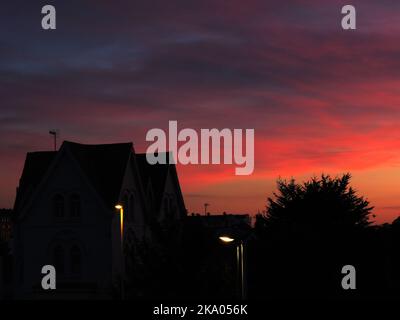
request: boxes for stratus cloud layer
[0,0,400,222]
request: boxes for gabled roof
[14,141,186,220]
[14,141,133,214]
[135,153,171,214]
[135,152,186,218]
[14,151,57,212]
[64,141,133,209]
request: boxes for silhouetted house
[13,141,185,299]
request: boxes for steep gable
[136,153,186,220]
[135,153,169,215]
[14,151,57,213]
[14,142,186,222]
[14,141,134,216]
[64,141,132,210]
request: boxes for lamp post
[204,203,210,215]
[115,204,125,299]
[115,204,124,246]
[219,235,245,300]
[49,130,58,151]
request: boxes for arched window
[53,245,65,275]
[53,194,64,218]
[70,194,81,218]
[70,245,82,275]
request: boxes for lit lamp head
[219,236,235,243]
[115,204,124,244]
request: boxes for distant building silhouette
[187,212,251,239]
[0,209,13,299]
[188,212,250,227]
[0,209,12,242]
[13,141,186,299]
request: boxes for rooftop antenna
[49,129,59,151]
[204,203,210,216]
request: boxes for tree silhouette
[250,174,375,298]
[263,173,373,231]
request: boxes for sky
[1,0,400,223]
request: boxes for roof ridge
[63,140,133,147]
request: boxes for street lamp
[115,204,124,245]
[219,235,245,300]
[219,236,234,243]
[115,204,125,299]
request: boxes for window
[70,245,82,275]
[53,245,65,275]
[70,194,81,218]
[53,194,64,218]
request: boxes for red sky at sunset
[1,0,400,223]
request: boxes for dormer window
[53,194,64,218]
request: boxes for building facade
[13,141,186,299]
